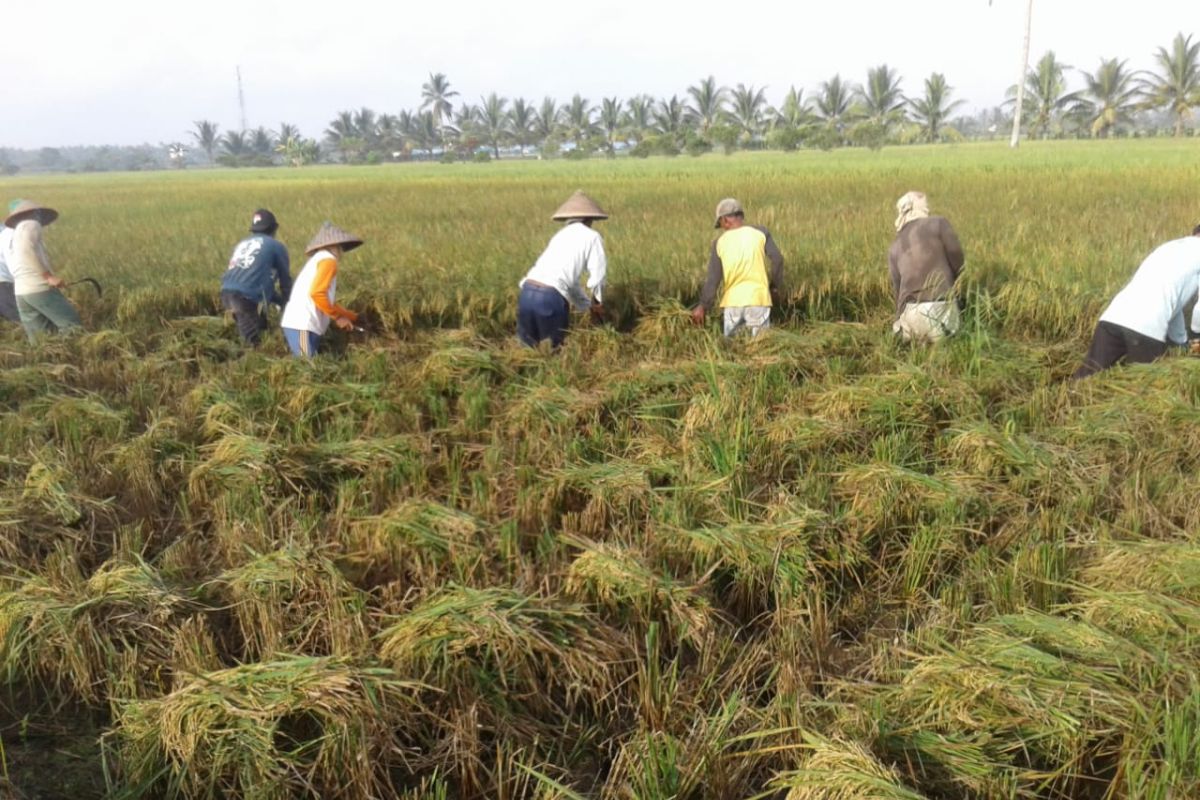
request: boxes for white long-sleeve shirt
[519,221,606,310]
[0,228,13,284]
[8,220,53,296]
[1100,236,1200,345]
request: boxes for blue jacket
[220,234,292,305]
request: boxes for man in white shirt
[1073,225,1200,379]
[0,224,20,322]
[4,199,82,340]
[517,190,608,348]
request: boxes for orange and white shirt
[280,249,358,335]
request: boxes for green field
[2,139,1200,798]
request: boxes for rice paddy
[1,139,1200,797]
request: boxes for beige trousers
[893,301,960,343]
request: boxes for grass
[0,138,1199,796]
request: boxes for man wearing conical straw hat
[517,190,608,348]
[691,198,784,338]
[889,191,964,343]
[279,221,362,357]
[4,199,82,341]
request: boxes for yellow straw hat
[305,221,364,255]
[5,199,59,229]
[552,190,609,221]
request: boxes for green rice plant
[214,545,368,659]
[565,541,712,647]
[377,585,626,720]
[346,499,488,585]
[111,656,423,799]
[20,455,85,526]
[765,732,928,800]
[0,552,193,704]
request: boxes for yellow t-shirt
[716,226,772,308]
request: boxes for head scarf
[894,191,930,232]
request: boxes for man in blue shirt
[220,209,292,345]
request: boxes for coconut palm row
[188,33,1200,165]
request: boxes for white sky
[3,0,1193,148]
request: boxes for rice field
[1,139,1200,798]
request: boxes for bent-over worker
[691,198,784,337]
[889,191,964,343]
[1073,225,1200,380]
[220,208,292,346]
[517,190,608,348]
[4,199,82,341]
[279,221,362,358]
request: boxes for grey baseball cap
[714,198,743,228]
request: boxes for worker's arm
[1167,309,1187,346]
[764,230,785,295]
[273,245,293,306]
[698,242,724,311]
[309,258,358,322]
[584,237,607,305]
[941,219,966,279]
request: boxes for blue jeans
[517,283,570,348]
[16,288,83,341]
[283,327,322,357]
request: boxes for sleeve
[1167,310,1187,345]
[584,237,607,304]
[309,258,358,322]
[699,240,724,311]
[763,229,785,294]
[888,244,901,297]
[941,219,965,279]
[274,244,293,306]
[1190,284,1200,338]
[26,224,53,276]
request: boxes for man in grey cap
[691,198,784,337]
[220,209,292,346]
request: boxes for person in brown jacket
[888,191,965,342]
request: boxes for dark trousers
[517,283,570,348]
[0,282,19,323]
[1073,320,1168,380]
[221,290,268,345]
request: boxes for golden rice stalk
[770,733,928,800]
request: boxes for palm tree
[534,97,560,142]
[686,76,728,134]
[509,98,536,153]
[352,107,379,148]
[562,94,597,144]
[625,95,655,143]
[411,111,440,157]
[1143,32,1200,136]
[191,120,220,163]
[420,72,459,146]
[858,64,906,126]
[599,97,624,155]
[324,111,365,162]
[1072,58,1143,137]
[653,95,687,142]
[219,130,248,158]
[728,84,769,142]
[478,93,510,158]
[908,73,966,142]
[773,86,814,129]
[994,0,1035,147]
[249,126,274,156]
[1012,51,1080,139]
[274,123,301,147]
[815,75,855,129]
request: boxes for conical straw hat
[305,221,364,255]
[5,199,58,229]
[552,190,608,221]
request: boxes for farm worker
[691,198,784,337]
[517,190,608,348]
[1072,224,1200,380]
[889,191,965,343]
[4,199,82,341]
[279,221,362,357]
[220,208,292,346]
[0,221,20,323]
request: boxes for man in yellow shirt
[691,198,784,337]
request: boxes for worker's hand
[334,316,355,331]
[46,274,64,289]
[690,306,706,326]
[1189,339,1200,356]
[589,303,605,323]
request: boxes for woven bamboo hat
[552,190,608,221]
[305,221,364,255]
[5,199,58,229]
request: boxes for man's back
[1101,236,1200,342]
[221,234,291,304]
[715,226,772,308]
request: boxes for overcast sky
[3,0,1193,149]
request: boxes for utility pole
[1009,0,1033,148]
[236,66,248,132]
